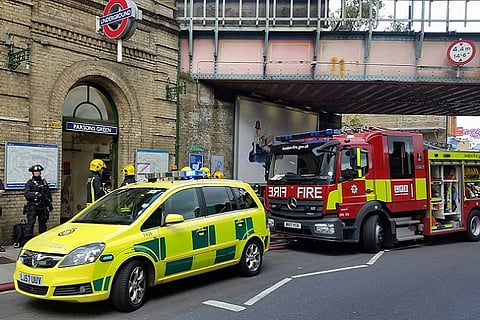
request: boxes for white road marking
[203,300,246,312]
[244,277,292,306]
[366,250,384,265]
[291,264,368,279]
[204,252,385,311]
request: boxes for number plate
[284,221,301,229]
[19,272,43,286]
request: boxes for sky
[329,0,480,32]
[457,116,480,130]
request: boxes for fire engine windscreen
[268,142,338,184]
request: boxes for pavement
[0,245,21,292]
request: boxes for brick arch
[48,59,142,162]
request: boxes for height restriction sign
[447,39,476,66]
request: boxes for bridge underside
[204,79,480,116]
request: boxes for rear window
[231,187,258,209]
[203,186,235,215]
[202,186,258,215]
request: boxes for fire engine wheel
[466,210,480,242]
[238,239,263,277]
[361,215,383,254]
[111,260,148,312]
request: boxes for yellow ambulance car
[14,177,270,312]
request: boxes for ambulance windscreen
[74,188,167,225]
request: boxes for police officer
[120,164,137,187]
[23,164,53,242]
[87,159,106,206]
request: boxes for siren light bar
[276,129,341,142]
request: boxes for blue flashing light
[276,129,341,142]
[181,170,204,179]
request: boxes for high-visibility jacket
[86,171,105,205]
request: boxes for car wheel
[111,260,148,312]
[238,239,263,276]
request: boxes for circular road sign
[447,39,476,66]
[101,0,138,40]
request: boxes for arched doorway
[61,83,118,222]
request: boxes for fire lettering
[268,186,287,198]
[297,186,322,199]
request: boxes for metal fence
[176,0,480,33]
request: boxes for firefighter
[87,159,106,206]
[200,166,211,178]
[121,164,137,187]
[213,171,224,179]
[180,166,193,180]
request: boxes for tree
[387,17,409,32]
[340,0,384,31]
[342,116,363,128]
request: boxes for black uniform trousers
[24,203,48,240]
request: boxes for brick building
[0,0,182,243]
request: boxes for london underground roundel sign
[447,39,476,66]
[98,0,142,40]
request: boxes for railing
[176,0,480,33]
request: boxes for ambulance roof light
[180,170,204,180]
[145,170,205,181]
[276,129,341,142]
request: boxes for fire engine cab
[265,128,480,253]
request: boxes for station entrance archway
[61,83,118,221]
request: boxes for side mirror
[164,213,184,225]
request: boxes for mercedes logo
[287,197,298,210]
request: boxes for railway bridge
[176,0,480,117]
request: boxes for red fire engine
[265,129,480,253]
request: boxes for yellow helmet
[213,171,224,179]
[181,166,192,172]
[90,159,106,172]
[200,166,211,178]
[122,164,135,175]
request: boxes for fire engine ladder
[393,217,424,242]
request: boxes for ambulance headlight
[59,243,106,268]
[314,223,335,234]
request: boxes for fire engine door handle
[366,188,374,194]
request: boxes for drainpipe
[175,48,181,168]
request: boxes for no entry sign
[96,0,142,40]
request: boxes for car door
[158,187,211,278]
[200,186,240,265]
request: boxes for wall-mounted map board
[5,141,59,189]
